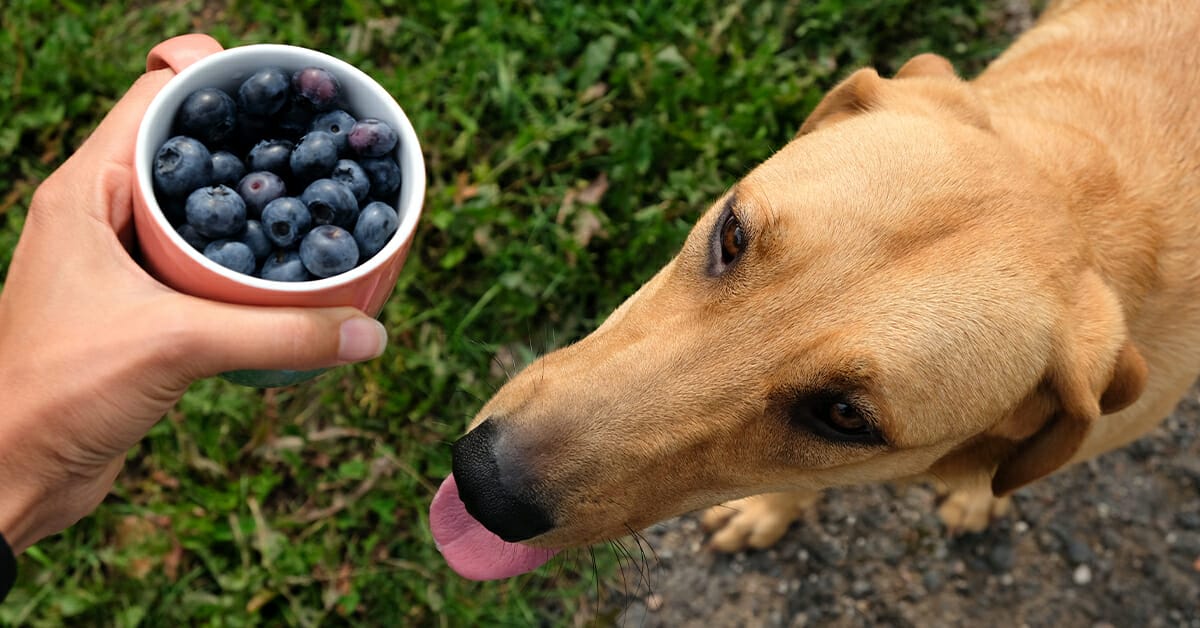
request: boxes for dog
[429,0,1200,580]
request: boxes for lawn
[0,0,1019,625]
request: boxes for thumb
[169,301,389,378]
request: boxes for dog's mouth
[429,474,559,580]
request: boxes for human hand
[0,45,388,553]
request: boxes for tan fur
[464,0,1200,551]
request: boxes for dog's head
[430,55,1148,579]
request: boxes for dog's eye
[785,393,885,446]
[720,213,745,265]
[826,401,870,435]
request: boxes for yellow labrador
[430,0,1200,579]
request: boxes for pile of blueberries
[152,66,403,281]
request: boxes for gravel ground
[606,383,1200,627]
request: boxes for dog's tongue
[430,474,558,580]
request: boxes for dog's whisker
[618,527,655,600]
[611,538,643,596]
[607,541,633,599]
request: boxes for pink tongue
[430,474,558,580]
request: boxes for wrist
[0,462,46,554]
[0,381,52,554]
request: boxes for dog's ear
[990,273,1148,496]
[797,68,886,137]
[894,53,958,80]
[798,54,990,137]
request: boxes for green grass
[0,0,1019,624]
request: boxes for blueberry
[292,67,341,112]
[153,136,212,198]
[261,196,312,248]
[176,223,209,251]
[331,159,370,202]
[300,178,359,228]
[311,110,357,155]
[260,250,310,282]
[290,131,339,183]
[185,185,247,239]
[237,67,290,117]
[353,201,400,259]
[203,240,256,275]
[210,151,246,187]
[348,118,398,157]
[359,156,402,202]
[239,220,272,260]
[299,225,359,278]
[236,171,287,219]
[175,87,237,146]
[246,139,294,178]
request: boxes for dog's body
[431,0,1200,576]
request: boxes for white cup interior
[134,44,425,293]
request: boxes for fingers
[166,301,389,378]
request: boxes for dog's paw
[936,487,1012,534]
[699,491,819,553]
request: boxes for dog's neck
[970,1,1200,332]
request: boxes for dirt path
[607,384,1200,627]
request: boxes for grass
[0,0,1020,624]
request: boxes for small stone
[989,545,1016,572]
[1073,564,1093,585]
[1066,538,1095,565]
[850,579,873,598]
[923,571,943,593]
[1175,511,1200,530]
[646,593,663,612]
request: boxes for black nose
[451,419,555,542]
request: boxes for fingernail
[338,318,387,362]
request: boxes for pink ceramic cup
[133,35,426,386]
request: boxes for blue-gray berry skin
[236,171,287,219]
[239,220,272,260]
[290,131,339,183]
[301,178,359,229]
[348,118,398,157]
[311,110,356,155]
[331,159,370,202]
[210,151,246,187]
[358,156,402,202]
[299,225,359,278]
[261,197,312,249]
[260,250,311,282]
[175,87,238,146]
[353,201,400,259]
[176,223,209,251]
[203,240,256,275]
[237,67,290,117]
[154,136,213,199]
[246,139,294,178]
[185,185,247,239]
[292,67,341,112]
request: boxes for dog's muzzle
[451,418,555,542]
